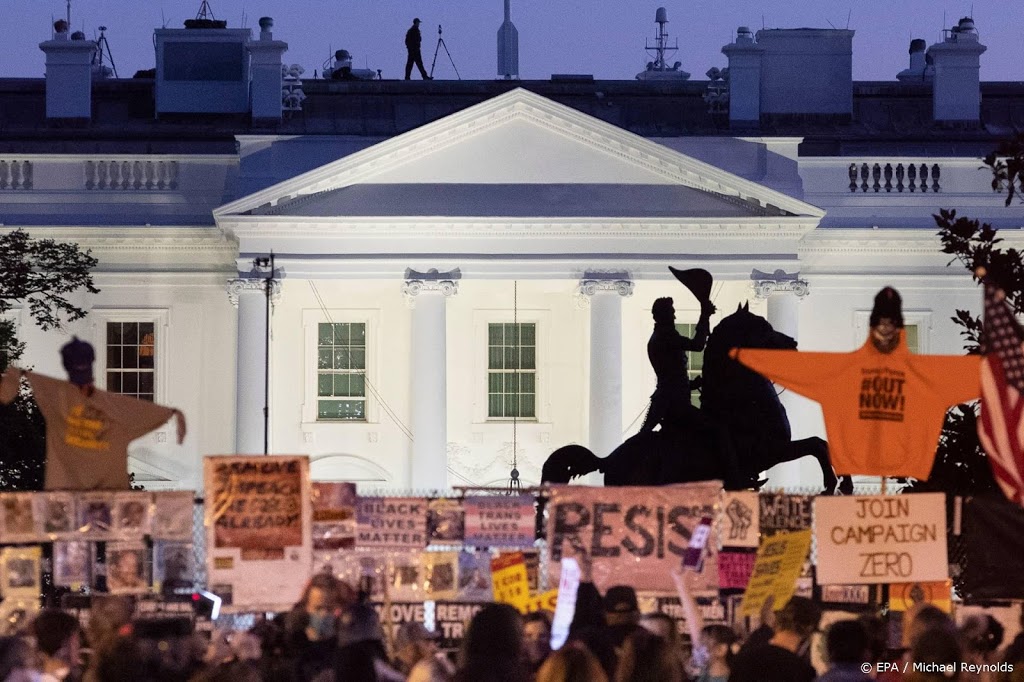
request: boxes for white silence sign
[814,493,948,585]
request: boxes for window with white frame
[317,322,367,421]
[105,321,156,401]
[674,322,705,407]
[487,322,536,419]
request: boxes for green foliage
[0,229,98,491]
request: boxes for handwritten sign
[814,494,947,585]
[208,457,304,556]
[356,497,427,549]
[718,550,757,590]
[546,482,721,592]
[463,496,535,548]
[204,456,312,609]
[760,493,813,536]
[740,529,812,616]
[491,552,530,609]
[721,491,759,548]
[889,580,952,613]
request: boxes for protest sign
[456,550,493,601]
[463,495,536,548]
[820,584,873,606]
[760,493,813,535]
[889,580,952,613]
[740,529,812,616]
[551,558,581,650]
[434,602,486,649]
[521,590,559,614]
[423,551,459,601]
[491,551,531,609]
[654,595,729,634]
[546,482,721,592]
[815,494,947,585]
[311,482,356,550]
[427,498,466,545]
[204,456,312,609]
[721,491,759,548]
[718,550,756,590]
[356,497,427,550]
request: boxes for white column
[754,272,812,490]
[403,272,459,491]
[580,275,634,483]
[228,278,279,454]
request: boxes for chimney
[497,0,519,80]
[247,17,289,123]
[39,20,97,120]
[897,39,932,82]
[722,26,764,125]
[928,17,986,123]
[755,28,853,118]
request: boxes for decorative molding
[227,277,281,306]
[401,267,460,303]
[751,269,809,299]
[575,271,633,308]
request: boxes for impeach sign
[208,457,304,554]
[814,494,948,585]
[546,482,721,592]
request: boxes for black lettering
[623,505,654,557]
[552,503,590,562]
[591,503,620,558]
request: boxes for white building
[2,19,1021,492]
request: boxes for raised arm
[672,567,704,646]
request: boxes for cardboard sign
[204,456,312,609]
[740,529,812,616]
[889,580,952,613]
[718,550,757,590]
[546,482,721,592]
[463,495,536,548]
[814,494,948,585]
[521,590,559,615]
[491,552,530,609]
[760,493,813,536]
[356,497,427,549]
[721,491,759,548]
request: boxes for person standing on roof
[405,18,432,80]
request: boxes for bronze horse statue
[541,303,851,493]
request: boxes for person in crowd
[564,550,618,679]
[877,604,958,682]
[672,568,735,682]
[857,613,888,676]
[729,596,822,682]
[32,609,82,682]
[393,622,453,682]
[535,644,608,682]
[284,574,348,680]
[454,603,529,682]
[82,595,135,682]
[903,625,962,682]
[1000,609,1024,681]
[960,615,1005,682]
[614,627,684,682]
[0,637,37,682]
[334,599,403,682]
[816,619,872,682]
[604,586,643,648]
[522,611,553,676]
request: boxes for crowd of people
[0,558,1022,682]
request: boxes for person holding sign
[731,288,980,480]
[672,568,739,682]
[0,337,186,490]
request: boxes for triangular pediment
[216,88,823,220]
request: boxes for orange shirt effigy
[730,333,980,479]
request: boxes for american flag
[978,281,1024,505]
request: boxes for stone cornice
[227,277,282,307]
[401,268,461,299]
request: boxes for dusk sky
[6,0,1023,82]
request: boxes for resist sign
[814,494,947,585]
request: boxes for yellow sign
[889,580,952,613]
[520,589,559,615]
[491,552,530,609]
[740,529,812,616]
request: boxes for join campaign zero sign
[814,494,948,585]
[546,482,720,592]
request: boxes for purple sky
[7,0,1023,81]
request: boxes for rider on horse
[640,296,716,433]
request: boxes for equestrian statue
[541,267,850,493]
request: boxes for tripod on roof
[429,25,461,80]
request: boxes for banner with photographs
[1,493,38,544]
[105,541,149,594]
[152,491,194,541]
[427,498,465,546]
[53,541,91,588]
[35,493,76,539]
[463,495,536,549]
[312,482,356,551]
[546,482,721,593]
[1,546,42,597]
[204,455,313,609]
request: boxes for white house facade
[3,20,1022,493]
